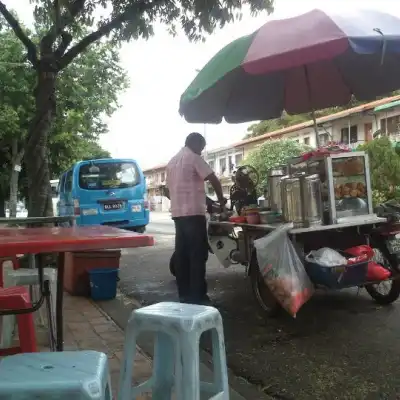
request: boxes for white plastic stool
[0,350,112,399]
[118,302,229,400]
[0,268,57,349]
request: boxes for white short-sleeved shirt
[166,147,213,218]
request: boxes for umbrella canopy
[179,9,400,124]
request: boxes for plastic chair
[118,302,229,400]
[0,350,112,399]
[0,286,37,356]
[0,268,57,350]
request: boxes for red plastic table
[0,225,154,351]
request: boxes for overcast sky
[4,0,399,169]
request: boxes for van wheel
[134,226,146,233]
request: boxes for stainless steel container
[281,173,323,228]
[268,166,288,213]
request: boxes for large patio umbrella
[179,9,400,129]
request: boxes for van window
[78,162,139,190]
[65,170,73,193]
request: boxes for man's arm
[159,185,170,200]
[193,155,225,205]
[206,173,225,206]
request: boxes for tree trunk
[9,139,24,218]
[25,69,56,217]
[0,195,5,218]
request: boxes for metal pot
[281,173,323,228]
[267,165,288,213]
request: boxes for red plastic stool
[0,287,37,356]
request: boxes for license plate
[104,202,123,211]
[387,238,400,254]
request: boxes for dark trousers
[173,215,208,303]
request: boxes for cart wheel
[249,252,281,317]
[365,246,400,305]
[365,279,400,305]
[169,252,176,277]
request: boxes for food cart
[208,147,400,316]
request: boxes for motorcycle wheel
[365,279,400,305]
[169,252,176,277]
[365,244,400,305]
[249,251,281,317]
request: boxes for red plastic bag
[345,245,390,281]
[345,245,374,259]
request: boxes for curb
[96,289,274,400]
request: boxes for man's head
[185,132,206,155]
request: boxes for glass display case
[325,151,373,224]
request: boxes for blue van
[57,158,149,232]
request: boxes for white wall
[206,148,244,177]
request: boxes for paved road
[119,212,400,399]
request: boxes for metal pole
[203,123,207,158]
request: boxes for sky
[4,0,400,169]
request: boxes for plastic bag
[305,247,347,267]
[254,225,314,317]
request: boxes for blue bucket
[89,268,119,301]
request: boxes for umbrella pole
[312,110,320,148]
[304,66,320,148]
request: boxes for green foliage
[29,0,274,46]
[244,139,310,194]
[0,20,125,197]
[358,137,400,203]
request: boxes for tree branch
[0,1,38,68]
[54,31,73,58]
[59,0,163,70]
[42,0,86,49]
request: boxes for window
[79,162,139,190]
[380,115,400,135]
[65,170,73,193]
[304,137,310,145]
[208,160,215,171]
[161,172,165,182]
[219,158,226,174]
[235,153,243,166]
[341,125,358,143]
[319,133,329,146]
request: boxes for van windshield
[79,162,140,190]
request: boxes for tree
[244,139,309,194]
[0,20,126,215]
[358,137,400,204]
[0,0,273,216]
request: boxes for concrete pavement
[110,212,400,399]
